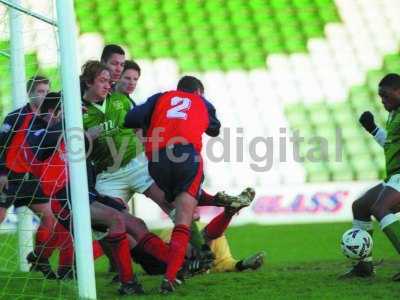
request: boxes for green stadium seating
[0,0,390,183]
[75,0,339,70]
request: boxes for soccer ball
[341,229,373,260]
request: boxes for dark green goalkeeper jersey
[82,92,143,174]
[384,109,400,179]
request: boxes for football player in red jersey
[0,76,50,223]
[0,76,74,279]
[124,75,255,293]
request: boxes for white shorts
[384,174,400,192]
[95,152,154,202]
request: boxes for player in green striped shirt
[81,60,171,213]
[343,73,400,280]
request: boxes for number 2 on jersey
[166,97,191,120]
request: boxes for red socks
[165,224,191,281]
[204,211,233,240]
[106,233,133,284]
[34,224,53,258]
[35,221,72,260]
[92,240,104,260]
[137,232,169,264]
[57,223,74,268]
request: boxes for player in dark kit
[124,75,255,293]
[25,92,171,295]
[0,76,50,221]
[0,76,72,279]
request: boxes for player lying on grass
[124,75,255,293]
[130,207,265,276]
[24,92,172,295]
[343,73,400,280]
[0,76,72,280]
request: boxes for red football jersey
[23,140,67,197]
[5,112,33,174]
[145,91,209,154]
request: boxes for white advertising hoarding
[134,181,378,229]
[0,181,380,232]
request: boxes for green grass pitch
[0,222,399,299]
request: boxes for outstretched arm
[359,111,386,147]
[124,93,162,130]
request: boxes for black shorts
[50,193,126,233]
[95,194,127,211]
[54,186,126,211]
[0,174,48,209]
[148,144,204,203]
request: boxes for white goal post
[0,0,97,299]
[8,0,33,274]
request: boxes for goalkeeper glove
[359,111,377,134]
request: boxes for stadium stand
[1,0,400,184]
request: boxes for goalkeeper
[342,73,400,281]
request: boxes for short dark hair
[101,44,125,63]
[379,73,400,89]
[40,92,62,114]
[122,60,141,76]
[177,76,204,94]
[26,75,49,94]
[80,60,110,89]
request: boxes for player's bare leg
[371,187,400,281]
[90,201,144,295]
[160,192,197,294]
[353,184,384,232]
[371,187,400,221]
[143,183,174,214]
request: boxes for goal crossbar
[0,0,57,26]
